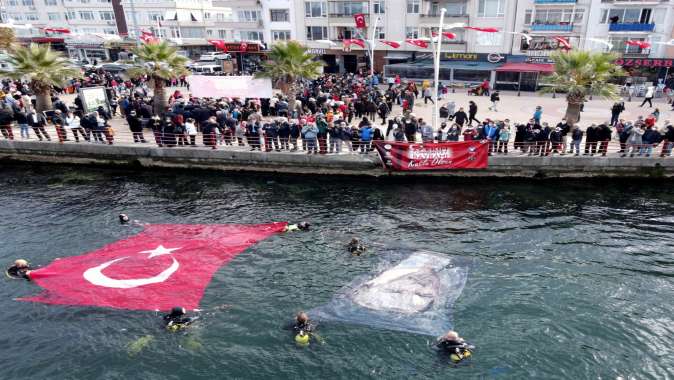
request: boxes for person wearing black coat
[661,124,674,157]
[162,117,177,147]
[596,123,612,156]
[52,110,67,143]
[468,101,480,126]
[126,111,146,143]
[26,110,50,141]
[453,108,468,127]
[263,122,279,151]
[377,102,389,125]
[403,117,418,143]
[149,116,163,146]
[201,117,218,149]
[610,101,625,126]
[278,121,291,151]
[289,122,300,151]
[584,124,598,156]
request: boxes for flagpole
[432,8,446,130]
[369,16,379,80]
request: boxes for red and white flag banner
[374,141,489,171]
[405,39,429,48]
[379,40,401,48]
[353,13,367,29]
[21,223,287,311]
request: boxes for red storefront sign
[373,141,489,171]
[614,58,674,68]
[223,42,260,52]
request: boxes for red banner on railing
[373,141,489,171]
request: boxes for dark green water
[1,166,672,379]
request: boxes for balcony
[534,0,576,3]
[530,23,574,32]
[608,23,655,32]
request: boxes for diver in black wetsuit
[119,214,130,224]
[292,311,315,334]
[347,238,366,255]
[163,307,197,331]
[284,222,310,232]
[436,331,473,361]
[6,259,32,280]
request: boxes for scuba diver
[284,222,310,232]
[346,238,366,256]
[119,213,130,224]
[436,330,474,363]
[6,259,32,280]
[290,311,317,346]
[163,306,198,332]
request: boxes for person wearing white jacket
[65,111,85,142]
[185,118,198,146]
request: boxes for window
[533,8,583,24]
[445,2,466,15]
[406,0,419,14]
[602,8,651,24]
[305,1,327,17]
[103,28,116,34]
[65,11,76,20]
[8,13,24,21]
[270,9,289,22]
[329,1,368,16]
[375,26,385,39]
[373,0,384,14]
[272,30,291,41]
[478,0,504,17]
[218,29,227,38]
[476,32,503,46]
[241,31,263,41]
[47,12,60,20]
[204,12,211,20]
[99,11,115,21]
[524,9,532,25]
[180,27,203,38]
[573,9,584,23]
[237,10,261,22]
[405,27,419,38]
[44,0,56,5]
[25,13,38,20]
[79,11,94,20]
[148,12,163,21]
[206,29,213,37]
[7,0,17,6]
[21,0,34,6]
[306,26,327,40]
[170,27,181,38]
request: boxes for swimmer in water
[436,330,473,362]
[284,222,310,232]
[163,306,198,331]
[293,311,315,334]
[346,238,366,255]
[6,259,32,280]
[119,213,130,224]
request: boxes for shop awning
[441,60,504,71]
[496,62,555,73]
[384,53,412,60]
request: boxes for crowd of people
[2,71,674,158]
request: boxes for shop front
[308,48,368,74]
[213,42,267,74]
[613,57,674,85]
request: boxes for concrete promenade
[1,139,673,178]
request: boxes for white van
[191,64,223,74]
[198,52,232,62]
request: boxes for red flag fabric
[379,40,401,48]
[208,39,227,52]
[21,223,287,311]
[140,31,159,44]
[626,40,651,49]
[464,26,499,33]
[405,39,429,48]
[374,141,489,170]
[554,36,571,50]
[44,28,71,34]
[432,32,457,39]
[353,13,367,29]
[344,38,365,48]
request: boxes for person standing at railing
[661,123,674,157]
[569,126,583,156]
[185,118,197,146]
[202,116,218,150]
[65,111,86,143]
[126,111,146,143]
[624,125,644,157]
[584,124,598,156]
[596,122,612,157]
[52,110,67,143]
[641,126,662,157]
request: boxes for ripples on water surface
[0,165,672,379]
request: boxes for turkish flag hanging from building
[21,223,287,311]
[353,13,367,29]
[374,141,489,170]
[405,39,429,48]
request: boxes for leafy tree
[540,50,624,124]
[128,41,189,116]
[0,27,15,50]
[1,43,80,112]
[254,41,323,110]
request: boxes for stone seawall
[1,140,673,178]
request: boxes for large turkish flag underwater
[21,223,287,311]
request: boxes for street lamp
[432,8,446,130]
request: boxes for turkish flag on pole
[554,36,572,50]
[464,26,499,33]
[354,13,367,29]
[21,223,287,311]
[406,39,429,48]
[380,40,401,48]
[344,38,366,48]
[208,39,228,52]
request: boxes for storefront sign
[526,56,555,64]
[223,42,261,52]
[614,58,674,68]
[441,53,506,63]
[521,36,576,51]
[307,48,327,55]
[373,141,488,171]
[80,87,109,114]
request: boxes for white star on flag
[140,245,182,258]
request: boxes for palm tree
[0,27,15,50]
[1,43,80,112]
[128,41,189,116]
[254,41,323,108]
[540,50,624,124]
